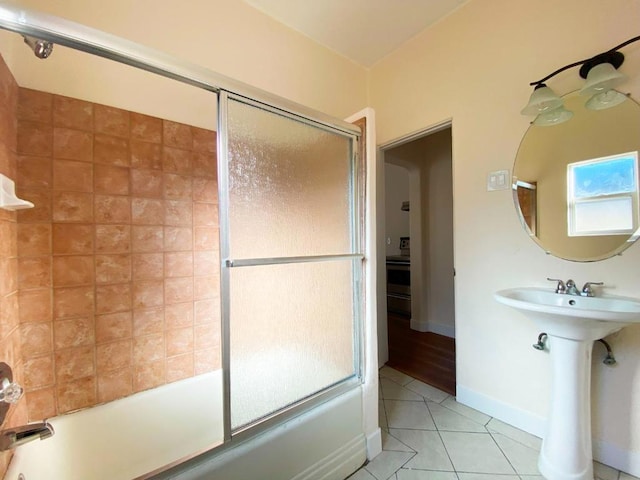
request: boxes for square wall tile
[95,254,131,284]
[97,368,133,403]
[165,302,193,329]
[17,121,52,156]
[130,140,161,170]
[133,308,164,337]
[94,105,129,138]
[96,283,132,314]
[52,255,94,287]
[132,225,164,253]
[94,134,129,166]
[94,164,130,195]
[53,159,93,192]
[18,89,52,123]
[18,256,51,289]
[192,127,216,153]
[96,339,132,373]
[95,311,133,344]
[18,156,52,188]
[53,316,95,350]
[163,120,192,149]
[94,194,131,224]
[52,223,94,255]
[55,346,95,383]
[164,252,193,278]
[25,387,56,421]
[53,95,93,130]
[20,322,52,357]
[132,253,164,280]
[130,113,161,143]
[131,169,163,198]
[166,353,194,382]
[163,146,191,175]
[52,191,93,223]
[53,286,94,319]
[57,376,96,413]
[17,188,52,223]
[53,127,92,162]
[95,224,130,254]
[18,223,51,256]
[18,288,52,323]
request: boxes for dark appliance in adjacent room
[386,237,410,316]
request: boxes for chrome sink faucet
[565,279,580,296]
[581,281,604,297]
[0,421,54,451]
[547,278,603,297]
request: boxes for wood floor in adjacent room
[386,312,456,395]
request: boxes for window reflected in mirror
[567,151,638,237]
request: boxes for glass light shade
[521,85,563,115]
[585,89,628,110]
[580,63,627,96]
[533,105,573,126]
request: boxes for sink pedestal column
[538,335,594,480]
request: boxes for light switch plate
[487,169,510,191]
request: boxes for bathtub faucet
[0,421,54,450]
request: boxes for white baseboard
[594,438,640,478]
[427,321,455,338]
[366,427,382,460]
[456,384,546,438]
[409,318,455,338]
[290,435,366,480]
[457,384,640,478]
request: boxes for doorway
[380,123,456,395]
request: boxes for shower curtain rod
[0,2,361,137]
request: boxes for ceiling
[243,0,469,67]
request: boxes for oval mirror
[513,90,640,261]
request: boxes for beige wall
[384,163,410,256]
[370,0,640,467]
[0,0,368,129]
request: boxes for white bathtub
[6,371,368,480]
[6,371,224,480]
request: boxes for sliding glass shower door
[218,92,363,432]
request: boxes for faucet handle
[0,378,23,404]
[547,277,566,293]
[582,281,604,297]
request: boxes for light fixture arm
[529,34,640,87]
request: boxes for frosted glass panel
[229,260,356,429]
[227,98,353,259]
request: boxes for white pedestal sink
[494,287,640,480]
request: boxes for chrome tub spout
[0,422,54,450]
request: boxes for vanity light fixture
[522,35,640,124]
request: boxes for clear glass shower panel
[227,98,353,259]
[229,260,356,430]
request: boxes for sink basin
[495,287,640,480]
[494,287,640,340]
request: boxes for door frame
[377,119,454,366]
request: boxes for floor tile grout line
[384,426,418,454]
[487,430,521,476]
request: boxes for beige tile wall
[0,54,28,477]
[16,88,221,421]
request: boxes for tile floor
[348,366,639,480]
